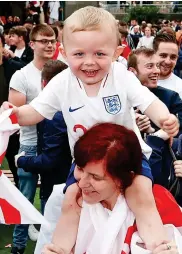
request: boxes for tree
[127,5,160,23]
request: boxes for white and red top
[31,62,156,157]
[75,185,182,254]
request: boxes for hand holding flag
[0,109,49,226]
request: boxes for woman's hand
[152,241,178,254]
[41,243,65,254]
[174,160,182,178]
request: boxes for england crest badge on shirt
[103,95,121,115]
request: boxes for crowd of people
[0,1,62,34]
[0,3,182,254]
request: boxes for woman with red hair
[43,123,182,254]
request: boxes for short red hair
[74,123,142,193]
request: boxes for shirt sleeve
[124,70,157,113]
[30,71,68,120]
[9,70,27,95]
[17,127,71,174]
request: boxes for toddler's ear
[112,45,126,62]
[59,45,67,60]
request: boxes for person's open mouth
[82,70,99,77]
[149,75,158,81]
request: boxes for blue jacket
[17,112,72,199]
[147,135,182,206]
[3,45,33,84]
[146,86,182,205]
[150,86,182,135]
[175,47,182,69]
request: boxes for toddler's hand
[15,151,25,167]
[162,114,179,137]
[174,160,182,178]
[0,101,18,115]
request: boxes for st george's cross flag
[0,109,49,225]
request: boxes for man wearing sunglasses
[8,24,56,254]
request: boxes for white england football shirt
[30,62,156,157]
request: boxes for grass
[0,159,41,254]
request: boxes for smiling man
[128,47,182,208]
[153,33,182,99]
[128,48,160,89]
[128,47,182,135]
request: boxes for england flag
[0,109,49,225]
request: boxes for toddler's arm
[1,102,44,126]
[125,175,169,251]
[144,99,179,137]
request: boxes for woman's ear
[115,179,122,191]
[112,45,126,62]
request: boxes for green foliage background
[124,6,160,23]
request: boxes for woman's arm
[51,183,81,254]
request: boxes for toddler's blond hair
[63,6,119,45]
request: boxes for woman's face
[145,27,151,37]
[74,161,120,210]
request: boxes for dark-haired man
[128,47,182,135]
[153,33,182,99]
[3,26,33,83]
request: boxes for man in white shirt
[48,1,60,24]
[9,24,56,254]
[154,33,182,99]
